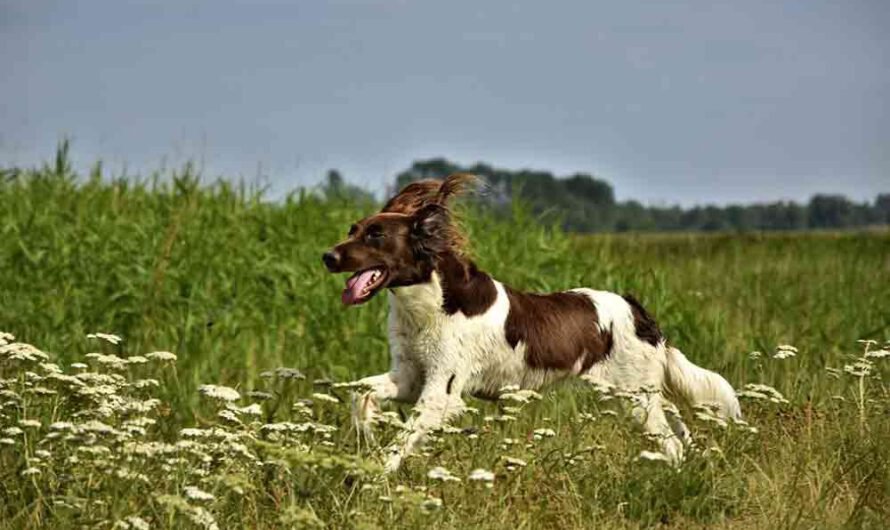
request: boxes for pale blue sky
[2,0,887,205]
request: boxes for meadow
[1,155,889,529]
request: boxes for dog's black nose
[322,250,341,272]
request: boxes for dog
[323,173,741,472]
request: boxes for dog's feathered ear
[383,173,479,214]
[411,203,453,256]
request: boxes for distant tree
[326,169,344,194]
[808,194,855,228]
[564,173,615,206]
[386,157,889,233]
[875,193,890,224]
[323,169,374,203]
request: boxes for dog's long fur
[324,174,741,471]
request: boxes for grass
[1,155,889,528]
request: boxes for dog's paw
[383,453,402,474]
[350,390,380,445]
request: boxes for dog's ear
[411,203,452,255]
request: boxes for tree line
[381,158,889,232]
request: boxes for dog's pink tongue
[342,270,377,305]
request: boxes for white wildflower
[3,427,24,436]
[126,355,149,365]
[694,410,728,428]
[0,438,15,445]
[187,506,219,530]
[19,419,41,429]
[532,428,556,439]
[773,345,798,359]
[21,467,41,477]
[39,362,63,374]
[748,351,763,360]
[85,353,128,369]
[70,362,88,370]
[638,450,671,463]
[844,360,873,378]
[438,425,463,435]
[199,384,241,402]
[184,486,215,502]
[499,389,543,403]
[502,456,527,470]
[35,449,51,459]
[133,378,160,389]
[87,332,122,345]
[0,332,14,345]
[865,349,890,359]
[248,391,274,401]
[80,420,116,434]
[1,342,49,362]
[115,516,150,530]
[737,383,788,404]
[578,412,597,422]
[702,446,724,458]
[227,403,262,416]
[274,367,305,379]
[427,466,461,482]
[145,351,177,362]
[420,497,443,512]
[49,421,75,431]
[218,409,241,424]
[332,380,372,390]
[468,468,495,484]
[311,392,340,404]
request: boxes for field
[2,159,890,529]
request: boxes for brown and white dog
[323,174,740,472]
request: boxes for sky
[1,0,888,206]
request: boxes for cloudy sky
[2,0,887,205]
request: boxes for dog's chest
[387,279,454,367]
[387,275,518,374]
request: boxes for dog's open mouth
[342,267,388,305]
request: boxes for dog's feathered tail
[663,346,741,420]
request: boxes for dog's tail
[663,346,741,420]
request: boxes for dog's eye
[366,224,384,240]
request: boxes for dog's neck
[389,251,498,321]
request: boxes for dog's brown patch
[505,288,612,371]
[437,252,497,317]
[623,295,663,346]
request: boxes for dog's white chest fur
[387,273,557,398]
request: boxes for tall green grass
[1,156,889,528]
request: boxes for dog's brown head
[322,173,477,305]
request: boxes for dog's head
[322,173,476,305]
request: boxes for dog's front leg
[383,370,465,473]
[351,364,420,440]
